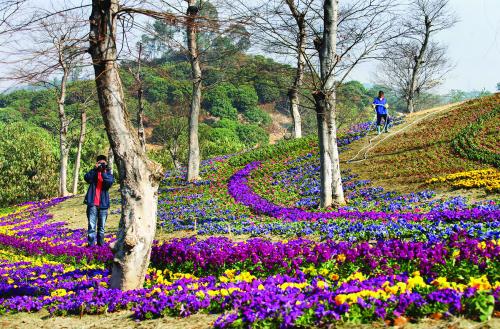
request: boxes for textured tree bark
[186,0,202,182]
[285,1,306,139]
[108,146,115,174]
[314,0,345,208]
[71,109,86,194]
[313,94,333,208]
[168,144,181,172]
[137,92,146,152]
[325,0,345,206]
[89,0,163,290]
[407,16,431,113]
[328,95,345,205]
[135,43,146,152]
[57,68,70,197]
[407,96,415,113]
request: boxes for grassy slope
[341,94,500,197]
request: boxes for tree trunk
[89,0,163,291]
[168,146,181,172]
[137,87,146,152]
[136,43,146,152]
[314,0,345,208]
[57,69,70,197]
[328,94,345,204]
[71,109,86,194]
[186,0,202,182]
[108,146,115,175]
[313,94,333,208]
[407,96,415,113]
[407,16,431,113]
[285,1,306,139]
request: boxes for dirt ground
[0,310,216,329]
[2,311,498,329]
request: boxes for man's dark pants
[87,205,108,246]
[376,113,390,130]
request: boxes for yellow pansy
[469,276,492,290]
[316,280,328,289]
[50,289,67,297]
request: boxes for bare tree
[283,0,309,138]
[72,107,86,194]
[239,0,315,139]
[0,0,26,36]
[306,0,400,208]
[237,0,401,207]
[381,0,456,113]
[9,14,87,196]
[87,0,243,289]
[312,0,340,207]
[151,115,189,171]
[89,0,163,290]
[186,0,202,181]
[130,0,245,182]
[129,43,147,152]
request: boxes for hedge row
[451,107,500,168]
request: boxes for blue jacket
[84,168,114,209]
[373,97,387,115]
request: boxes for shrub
[236,124,269,148]
[0,122,58,206]
[0,107,23,124]
[229,85,259,112]
[200,124,245,157]
[243,107,271,125]
[254,80,281,103]
[451,107,500,168]
[203,84,238,120]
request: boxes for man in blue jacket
[84,155,114,246]
[372,90,390,134]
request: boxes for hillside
[0,95,499,328]
[342,94,500,195]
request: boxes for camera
[98,162,107,170]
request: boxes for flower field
[343,94,500,192]
[1,97,500,327]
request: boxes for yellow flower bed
[426,169,500,193]
[0,249,104,273]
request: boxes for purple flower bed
[229,161,500,223]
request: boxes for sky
[349,0,500,93]
[1,0,499,94]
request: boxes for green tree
[236,124,269,147]
[203,84,238,120]
[242,107,271,125]
[230,85,259,112]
